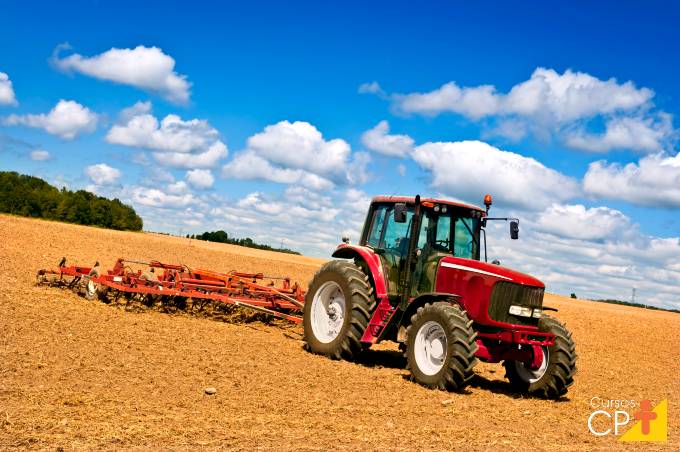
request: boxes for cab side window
[433,215,451,251]
[381,207,413,254]
[367,205,388,248]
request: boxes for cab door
[364,204,417,297]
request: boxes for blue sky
[1,1,679,308]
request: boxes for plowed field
[1,215,677,450]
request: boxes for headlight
[508,305,533,317]
[532,308,542,318]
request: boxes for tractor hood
[438,256,545,288]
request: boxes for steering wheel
[435,238,450,248]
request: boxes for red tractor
[303,194,576,399]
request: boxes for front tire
[405,302,478,391]
[303,260,373,360]
[504,315,577,399]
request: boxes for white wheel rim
[87,279,97,296]
[513,346,549,383]
[310,281,346,343]
[414,321,448,376]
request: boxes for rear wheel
[303,260,373,360]
[405,302,478,391]
[504,315,577,399]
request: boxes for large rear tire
[303,260,373,360]
[504,315,577,399]
[405,302,478,391]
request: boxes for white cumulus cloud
[502,68,653,122]
[205,187,371,257]
[166,180,189,194]
[29,149,51,161]
[0,72,17,105]
[85,163,121,185]
[222,120,366,189]
[361,120,414,157]
[106,102,228,169]
[247,120,351,180]
[392,68,653,122]
[564,114,673,153]
[52,45,191,104]
[412,140,580,210]
[107,101,217,152]
[154,141,228,169]
[534,204,633,241]
[130,186,197,208]
[583,152,680,207]
[395,82,501,119]
[3,100,97,139]
[358,81,386,96]
[371,67,671,153]
[185,169,214,189]
[222,150,334,190]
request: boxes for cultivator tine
[233,301,303,323]
[268,289,304,309]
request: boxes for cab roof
[371,195,485,213]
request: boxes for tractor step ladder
[361,297,397,344]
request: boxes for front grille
[488,281,544,326]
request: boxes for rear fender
[396,292,462,342]
[331,244,388,300]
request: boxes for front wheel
[405,302,478,391]
[504,315,577,399]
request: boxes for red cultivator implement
[36,258,306,323]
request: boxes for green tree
[0,171,143,231]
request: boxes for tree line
[188,230,301,255]
[0,171,143,231]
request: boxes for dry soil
[1,215,678,450]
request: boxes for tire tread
[405,301,478,391]
[303,260,374,361]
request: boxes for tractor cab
[359,195,489,301]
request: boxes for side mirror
[394,203,407,223]
[510,221,519,240]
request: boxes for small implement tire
[140,271,160,306]
[405,302,478,391]
[303,260,373,361]
[84,267,102,301]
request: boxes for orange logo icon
[620,399,668,442]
